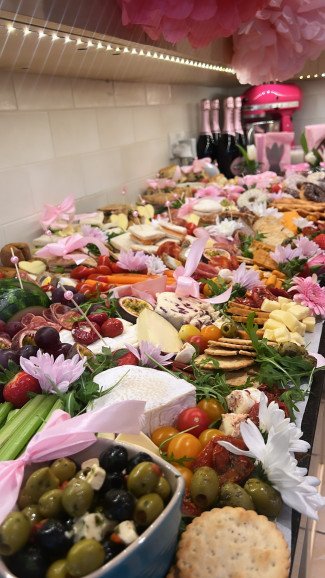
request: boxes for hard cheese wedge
[92,365,196,435]
[137,308,183,353]
[115,432,160,456]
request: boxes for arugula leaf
[0,360,21,385]
[239,232,266,259]
[300,132,308,154]
[86,243,100,256]
[279,257,307,278]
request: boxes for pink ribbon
[173,228,232,304]
[113,276,168,305]
[177,198,198,218]
[195,185,224,199]
[40,195,76,230]
[284,163,310,173]
[0,400,145,524]
[147,178,176,190]
[36,233,109,265]
[181,157,211,175]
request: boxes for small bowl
[0,438,185,578]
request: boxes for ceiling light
[97,41,104,49]
[7,24,15,33]
[23,27,31,36]
[38,30,46,38]
[123,46,129,53]
[106,44,112,50]
[64,35,72,43]
[87,40,94,47]
[52,33,59,41]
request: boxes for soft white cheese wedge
[59,319,138,355]
[92,366,196,435]
[226,388,261,414]
[174,343,197,364]
[71,513,113,542]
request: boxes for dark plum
[103,489,135,521]
[19,345,38,359]
[0,349,19,369]
[5,321,23,339]
[72,293,86,306]
[51,287,65,304]
[126,452,153,474]
[99,445,128,473]
[35,327,61,353]
[54,343,72,358]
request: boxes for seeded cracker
[176,507,290,578]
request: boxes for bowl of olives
[0,439,185,578]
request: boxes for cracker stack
[227,301,270,326]
[167,507,290,578]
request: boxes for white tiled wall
[0,71,229,243]
[292,80,325,143]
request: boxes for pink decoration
[119,0,267,48]
[126,341,173,368]
[232,0,325,84]
[289,275,325,318]
[64,290,74,301]
[181,157,211,174]
[177,198,198,218]
[284,163,310,173]
[20,350,85,394]
[231,262,263,290]
[0,400,145,524]
[117,249,148,272]
[147,178,176,190]
[35,233,108,265]
[113,275,168,306]
[40,195,76,230]
[305,125,325,155]
[10,255,19,265]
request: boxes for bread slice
[129,224,166,245]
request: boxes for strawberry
[313,233,325,250]
[116,352,139,366]
[3,371,41,408]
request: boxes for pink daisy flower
[289,275,325,318]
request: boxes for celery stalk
[0,395,45,449]
[0,402,13,427]
[6,409,19,423]
[39,397,64,430]
[0,396,57,460]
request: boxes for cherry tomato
[202,276,226,298]
[188,335,208,354]
[116,351,139,366]
[176,407,210,437]
[167,433,202,463]
[178,324,201,342]
[197,398,224,422]
[94,265,112,275]
[271,183,281,193]
[185,222,197,236]
[172,464,193,490]
[201,325,222,342]
[110,261,126,274]
[151,426,179,451]
[100,318,124,338]
[198,428,224,448]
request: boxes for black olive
[126,452,153,474]
[102,540,125,563]
[103,489,135,521]
[101,471,125,493]
[36,519,72,554]
[4,545,48,578]
[99,445,128,473]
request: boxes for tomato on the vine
[198,428,223,448]
[197,398,224,422]
[176,407,210,437]
[151,426,179,451]
[172,464,193,490]
[188,335,208,354]
[201,325,222,342]
[167,433,202,463]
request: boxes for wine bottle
[217,96,242,178]
[234,96,246,148]
[211,99,221,161]
[197,99,214,159]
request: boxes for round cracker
[176,507,290,578]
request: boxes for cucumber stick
[0,396,57,460]
[0,402,13,427]
[0,395,45,449]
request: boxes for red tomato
[176,407,210,437]
[95,265,112,275]
[188,335,208,354]
[271,183,281,193]
[110,262,126,274]
[98,256,111,267]
[70,265,93,279]
[100,318,124,338]
[185,222,197,236]
[116,351,139,366]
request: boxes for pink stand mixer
[242,83,302,144]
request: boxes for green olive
[18,487,34,509]
[24,467,60,502]
[155,476,171,502]
[127,462,160,497]
[134,493,164,526]
[278,342,303,357]
[244,478,282,518]
[221,321,238,338]
[39,489,63,518]
[0,512,31,555]
[218,482,255,510]
[50,458,77,483]
[190,467,220,509]
[66,539,105,577]
[46,559,69,578]
[62,479,94,517]
[22,505,42,525]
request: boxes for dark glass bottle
[211,99,221,162]
[217,96,242,178]
[197,99,214,159]
[234,96,246,149]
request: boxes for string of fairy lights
[1,21,236,75]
